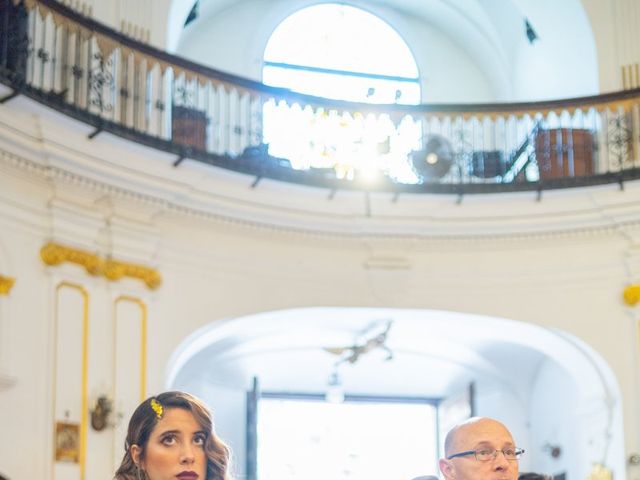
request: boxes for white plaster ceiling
[168,0,597,101]
[170,0,518,96]
[166,307,616,402]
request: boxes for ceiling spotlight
[325,370,344,404]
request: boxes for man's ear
[439,458,455,480]
[130,444,142,466]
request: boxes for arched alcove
[165,307,624,480]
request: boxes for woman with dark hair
[114,391,231,480]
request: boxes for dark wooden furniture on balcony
[535,128,595,179]
[172,105,208,151]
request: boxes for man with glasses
[439,417,524,480]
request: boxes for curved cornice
[3,144,640,243]
[2,98,640,242]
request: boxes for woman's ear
[130,444,142,466]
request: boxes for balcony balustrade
[2,0,640,194]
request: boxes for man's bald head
[444,417,511,457]
[439,417,519,480]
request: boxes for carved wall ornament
[40,242,103,276]
[0,275,15,295]
[103,258,162,290]
[40,242,161,289]
[623,284,640,306]
[89,395,113,431]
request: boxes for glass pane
[263,65,420,104]
[257,397,438,480]
[261,3,423,184]
[264,4,419,79]
[262,101,421,183]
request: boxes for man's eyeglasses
[447,448,525,462]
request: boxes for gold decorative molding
[53,282,89,480]
[40,242,161,290]
[0,275,15,295]
[41,242,102,276]
[114,296,147,402]
[623,285,640,306]
[104,259,162,290]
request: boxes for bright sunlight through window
[262,4,422,183]
[257,397,438,480]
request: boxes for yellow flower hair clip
[150,398,163,419]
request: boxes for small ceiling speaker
[410,134,454,181]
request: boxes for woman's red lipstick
[176,471,199,480]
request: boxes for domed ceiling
[167,0,597,101]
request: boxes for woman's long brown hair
[114,391,231,480]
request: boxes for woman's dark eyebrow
[158,429,207,437]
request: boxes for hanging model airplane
[323,320,394,365]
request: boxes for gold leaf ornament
[0,275,15,295]
[623,284,640,305]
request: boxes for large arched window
[262,4,421,183]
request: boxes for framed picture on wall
[55,421,79,463]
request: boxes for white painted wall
[0,88,637,480]
[529,360,580,479]
[511,0,599,100]
[3,4,640,480]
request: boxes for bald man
[438,417,523,480]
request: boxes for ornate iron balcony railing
[2,0,640,194]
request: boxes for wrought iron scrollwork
[174,83,195,108]
[607,111,632,168]
[88,51,114,112]
[36,47,49,63]
[3,0,640,193]
[0,0,30,85]
[451,123,473,180]
[71,64,83,79]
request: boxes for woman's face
[133,407,208,480]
